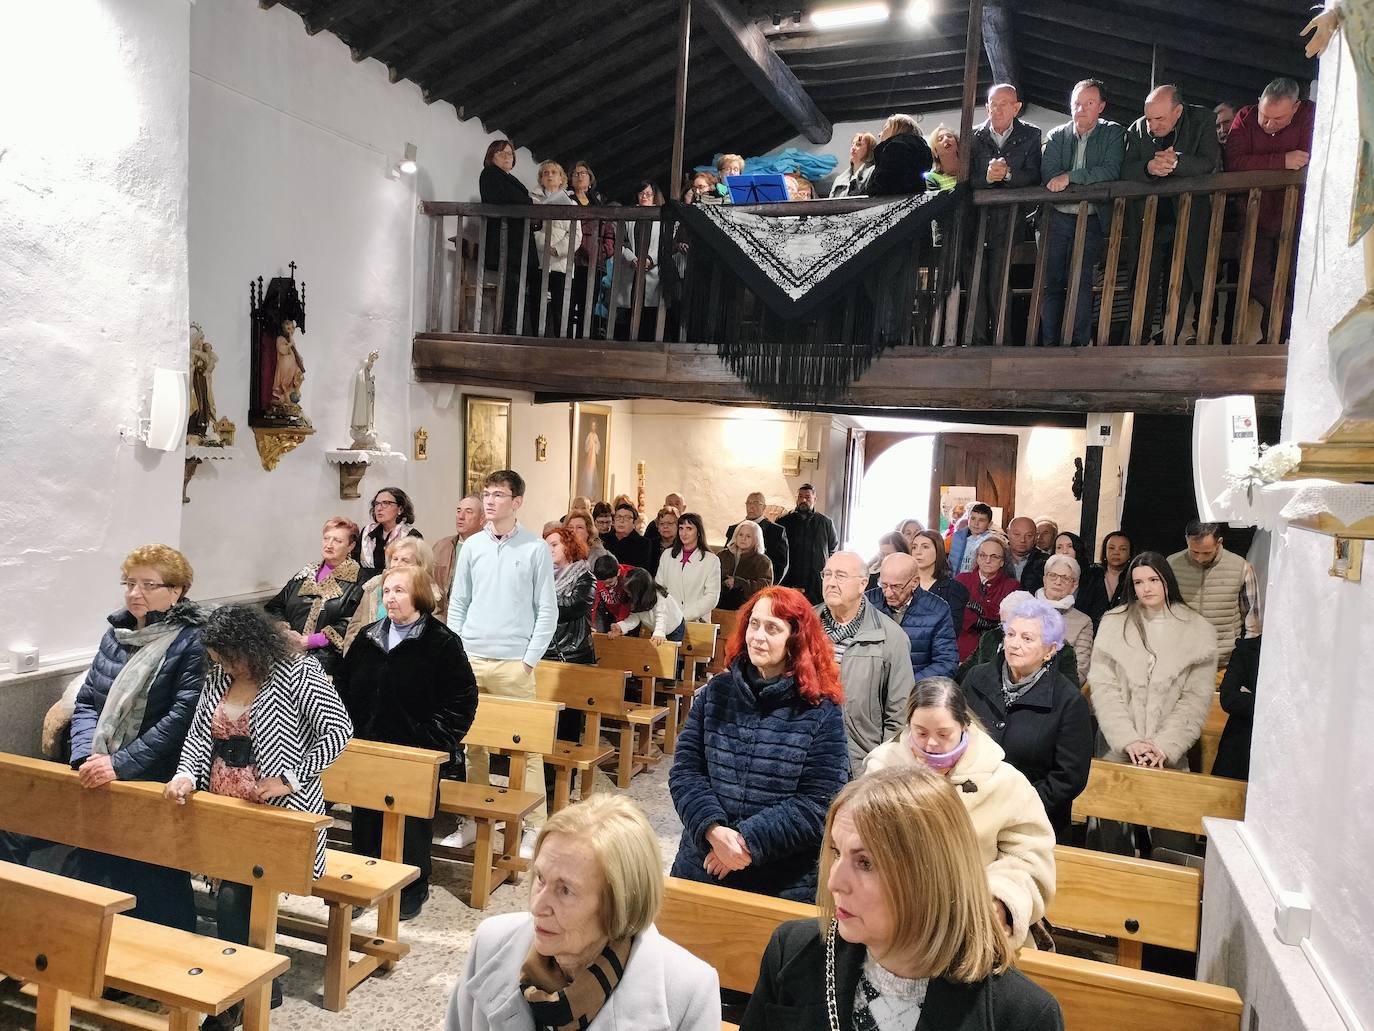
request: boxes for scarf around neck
[1001,656,1052,708]
[92,606,195,757]
[519,936,633,1031]
[553,558,590,601]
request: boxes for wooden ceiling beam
[793,54,970,86]
[823,92,973,122]
[693,0,832,142]
[1018,1,1314,81]
[303,0,375,36]
[782,37,967,71]
[1017,42,1267,110]
[391,0,541,85]
[605,105,783,192]
[809,77,981,102]
[349,0,450,64]
[767,12,970,54]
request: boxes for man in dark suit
[1122,84,1223,343]
[727,491,789,585]
[968,84,1043,344]
[777,484,839,605]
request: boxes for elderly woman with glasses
[357,486,423,573]
[65,544,208,932]
[265,517,368,679]
[962,598,1094,841]
[954,536,1020,662]
[1035,553,1095,685]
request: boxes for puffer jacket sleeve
[287,660,354,782]
[917,598,959,680]
[109,629,206,780]
[883,627,915,742]
[668,680,731,848]
[984,767,1057,946]
[736,702,850,864]
[69,631,120,766]
[1151,622,1219,764]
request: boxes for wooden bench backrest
[321,739,447,819]
[0,753,325,895]
[659,877,1241,1031]
[1071,759,1247,836]
[708,608,738,671]
[535,661,633,716]
[1199,693,1226,775]
[680,622,718,666]
[591,633,679,680]
[1017,951,1242,1031]
[1050,845,1201,952]
[465,697,561,755]
[659,877,813,993]
[0,860,133,998]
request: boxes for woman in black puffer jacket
[867,113,935,196]
[68,543,207,932]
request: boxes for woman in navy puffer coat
[669,586,849,901]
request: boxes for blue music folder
[725,173,789,204]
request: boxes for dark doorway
[929,433,1019,529]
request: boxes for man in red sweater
[1224,77,1314,341]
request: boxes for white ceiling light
[905,0,932,24]
[397,142,418,176]
[810,2,890,30]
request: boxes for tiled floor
[0,761,684,1031]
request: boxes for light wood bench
[1050,845,1202,967]
[670,621,719,732]
[436,697,561,909]
[0,753,321,1031]
[274,739,445,1011]
[0,860,133,1031]
[707,608,739,675]
[658,876,1242,1031]
[1199,693,1227,775]
[591,632,678,763]
[533,661,638,808]
[1071,758,1248,837]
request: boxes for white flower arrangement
[1225,442,1304,503]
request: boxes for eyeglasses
[820,571,860,583]
[373,499,399,508]
[878,574,918,593]
[976,552,1004,562]
[1045,572,1076,584]
[121,580,171,593]
[481,490,513,501]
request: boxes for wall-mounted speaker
[1193,396,1259,525]
[144,368,189,452]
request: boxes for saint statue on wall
[187,322,220,444]
[349,350,381,449]
[248,264,312,429]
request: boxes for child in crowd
[609,568,686,645]
[591,554,633,632]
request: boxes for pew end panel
[1071,758,1247,837]
[591,633,682,765]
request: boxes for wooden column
[1080,444,1105,555]
[670,0,692,192]
[958,0,986,178]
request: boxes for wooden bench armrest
[313,850,420,907]
[438,780,545,823]
[622,705,669,725]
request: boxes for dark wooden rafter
[1018,52,1261,113]
[823,93,971,122]
[303,0,374,36]
[694,0,831,143]
[766,11,971,53]
[603,105,784,193]
[806,66,981,97]
[781,35,967,70]
[793,54,971,86]
[392,0,542,85]
[347,0,448,64]
[814,81,984,107]
[981,0,1019,88]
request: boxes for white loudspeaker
[144,368,189,452]
[1192,395,1259,525]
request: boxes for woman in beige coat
[1036,552,1095,685]
[717,519,774,610]
[864,677,1055,949]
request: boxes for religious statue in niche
[187,322,233,446]
[248,262,315,470]
[349,350,384,450]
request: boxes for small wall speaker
[9,646,39,673]
[145,368,189,452]
[1192,395,1259,525]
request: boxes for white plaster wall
[0,0,190,662]
[183,0,540,599]
[1201,37,1374,1026]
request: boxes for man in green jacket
[1041,79,1126,346]
[1122,86,1223,343]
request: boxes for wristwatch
[280,769,301,793]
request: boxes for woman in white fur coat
[864,677,1056,950]
[1087,552,1218,771]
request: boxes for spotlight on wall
[392,142,418,178]
[905,0,932,24]
[810,2,889,30]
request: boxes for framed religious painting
[570,403,612,503]
[463,395,512,496]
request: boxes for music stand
[725,174,789,204]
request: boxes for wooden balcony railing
[419,168,1303,354]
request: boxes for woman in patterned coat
[166,604,353,1028]
[264,516,367,678]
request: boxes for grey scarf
[1000,656,1052,709]
[91,612,189,757]
[553,559,590,602]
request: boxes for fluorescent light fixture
[810,2,889,30]
[905,0,932,24]
[398,142,418,176]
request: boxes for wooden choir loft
[267,0,1311,415]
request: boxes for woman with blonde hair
[343,535,443,651]
[449,794,720,1031]
[830,131,878,197]
[868,113,934,196]
[742,766,1061,1030]
[718,519,774,610]
[925,124,964,191]
[534,159,578,335]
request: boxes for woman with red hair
[668,586,849,901]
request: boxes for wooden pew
[1071,758,1247,837]
[670,621,719,732]
[531,661,627,808]
[1199,693,1227,775]
[658,876,1242,1031]
[1050,845,1202,967]
[591,633,676,776]
[436,696,561,908]
[0,753,321,1031]
[276,739,444,1011]
[0,860,133,1031]
[706,607,739,675]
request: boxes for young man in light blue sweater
[445,469,557,858]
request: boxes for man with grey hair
[433,493,484,598]
[1123,85,1222,342]
[816,551,914,772]
[1225,77,1314,340]
[1213,101,1240,146]
[968,83,1043,343]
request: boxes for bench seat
[312,849,420,909]
[538,741,616,810]
[437,777,547,908]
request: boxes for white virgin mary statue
[350,350,382,449]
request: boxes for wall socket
[8,646,39,673]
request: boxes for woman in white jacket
[449,794,719,1031]
[864,676,1056,950]
[655,513,721,623]
[534,161,578,336]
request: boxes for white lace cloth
[1279,481,1374,526]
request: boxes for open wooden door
[929,433,1018,529]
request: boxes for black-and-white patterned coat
[175,654,353,878]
